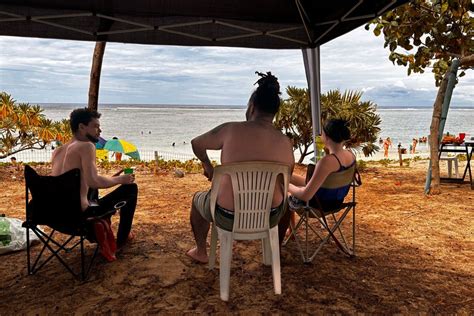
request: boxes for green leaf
[441,2,449,14]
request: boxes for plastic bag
[0,217,11,246]
[0,216,39,255]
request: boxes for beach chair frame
[208,162,290,301]
[283,163,361,263]
[23,165,115,281]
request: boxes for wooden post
[88,42,107,111]
[154,151,159,174]
[398,147,403,166]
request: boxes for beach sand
[0,160,472,314]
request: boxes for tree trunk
[298,144,309,164]
[88,42,107,111]
[428,72,449,195]
[460,54,474,67]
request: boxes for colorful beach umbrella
[103,138,140,160]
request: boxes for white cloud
[0,25,472,107]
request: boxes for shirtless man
[186,72,295,263]
[51,108,137,248]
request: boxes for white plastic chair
[208,162,290,301]
[440,153,459,178]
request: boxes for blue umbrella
[95,136,107,149]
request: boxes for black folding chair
[283,163,362,263]
[23,165,116,280]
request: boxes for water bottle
[315,135,325,161]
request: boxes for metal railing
[1,147,430,164]
[0,149,220,163]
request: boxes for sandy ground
[0,160,473,314]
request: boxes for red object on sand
[94,219,117,262]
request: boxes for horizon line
[33,102,474,109]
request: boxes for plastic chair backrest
[210,162,289,234]
[25,165,83,235]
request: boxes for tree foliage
[274,87,381,163]
[366,0,473,194]
[367,0,474,84]
[0,92,72,159]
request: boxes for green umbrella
[104,138,140,160]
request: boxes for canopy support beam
[302,47,322,162]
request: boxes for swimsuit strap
[331,153,343,169]
[332,152,356,171]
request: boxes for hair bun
[249,71,282,115]
[323,118,351,143]
[254,71,281,95]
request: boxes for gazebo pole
[424,59,460,193]
[302,47,322,163]
[88,41,107,111]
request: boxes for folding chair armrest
[84,209,117,222]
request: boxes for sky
[0,26,473,108]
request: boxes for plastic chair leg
[454,159,459,178]
[447,160,453,178]
[262,237,272,266]
[218,230,233,301]
[269,226,281,295]
[208,223,217,270]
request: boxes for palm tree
[321,90,381,156]
[274,87,381,163]
[274,87,313,163]
[0,92,15,120]
[0,92,72,158]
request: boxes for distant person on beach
[111,137,123,161]
[51,108,138,261]
[412,138,418,154]
[112,151,122,161]
[10,156,21,172]
[278,119,356,239]
[383,137,392,158]
[186,71,295,264]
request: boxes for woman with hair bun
[288,118,355,204]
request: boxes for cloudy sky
[0,26,472,108]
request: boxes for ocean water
[4,103,474,162]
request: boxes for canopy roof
[0,0,408,49]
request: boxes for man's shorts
[193,190,287,232]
